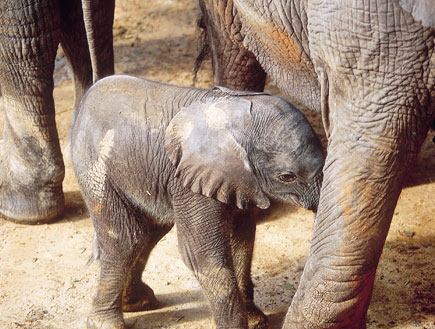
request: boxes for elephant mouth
[281,193,317,213]
[272,191,315,210]
[308,203,318,214]
[285,193,300,205]
[270,192,301,206]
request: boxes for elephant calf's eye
[278,172,297,183]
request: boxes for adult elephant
[0,0,115,224]
[199,0,435,328]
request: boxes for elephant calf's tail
[86,231,101,265]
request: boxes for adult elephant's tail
[82,0,115,83]
[66,0,116,162]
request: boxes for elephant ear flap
[165,99,270,210]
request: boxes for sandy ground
[0,1,434,328]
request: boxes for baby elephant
[71,75,324,329]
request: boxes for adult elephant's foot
[87,314,125,329]
[246,302,269,329]
[122,281,159,312]
[0,167,64,224]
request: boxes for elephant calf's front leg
[174,196,248,329]
[122,223,173,312]
[230,212,269,329]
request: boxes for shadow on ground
[57,191,89,223]
[121,230,435,329]
[369,234,435,328]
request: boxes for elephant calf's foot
[0,179,64,224]
[247,302,269,329]
[122,281,159,312]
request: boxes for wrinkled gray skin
[198,0,435,328]
[71,75,324,329]
[0,0,114,224]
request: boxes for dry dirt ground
[0,1,434,328]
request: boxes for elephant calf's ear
[165,99,270,210]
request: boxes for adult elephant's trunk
[82,0,115,82]
[283,109,431,328]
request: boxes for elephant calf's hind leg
[122,223,173,312]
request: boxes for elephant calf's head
[165,92,324,212]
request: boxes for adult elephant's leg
[230,211,268,329]
[0,0,64,223]
[285,112,432,328]
[286,130,407,327]
[283,8,434,327]
[198,0,266,91]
